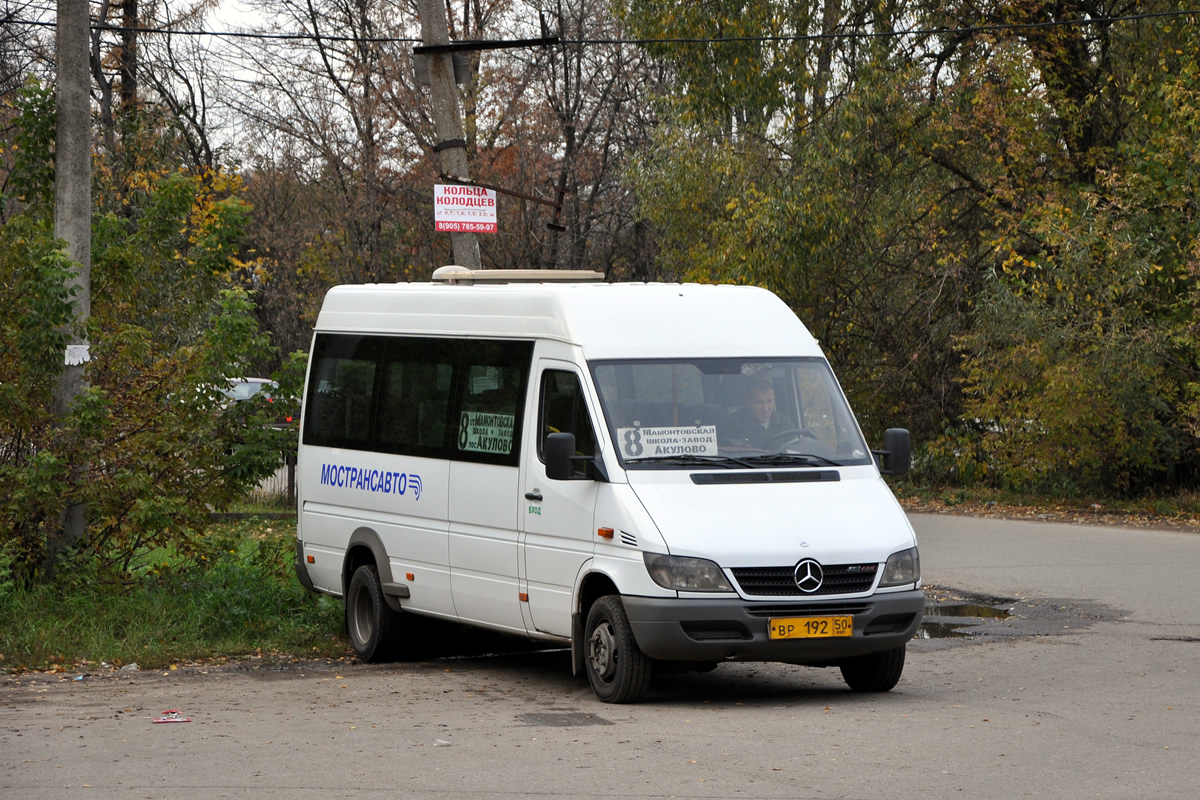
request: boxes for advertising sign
[434,184,497,234]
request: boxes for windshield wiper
[740,453,843,467]
[625,454,755,468]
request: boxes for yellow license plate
[768,616,853,640]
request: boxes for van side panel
[299,450,453,615]
[447,461,525,632]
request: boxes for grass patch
[0,517,347,673]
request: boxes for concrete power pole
[416,0,480,269]
[52,0,93,551]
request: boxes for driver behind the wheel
[727,377,795,449]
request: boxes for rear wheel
[584,595,652,703]
[345,564,402,661]
[839,645,906,692]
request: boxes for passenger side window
[375,341,457,456]
[539,370,598,477]
[452,340,534,467]
[302,335,378,449]
[304,334,532,463]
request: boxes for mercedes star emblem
[793,559,824,593]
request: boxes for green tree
[956,12,1200,493]
[623,0,1200,494]
[1,84,299,586]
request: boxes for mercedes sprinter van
[294,268,922,702]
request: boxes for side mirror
[874,428,911,475]
[545,432,609,482]
[545,432,576,480]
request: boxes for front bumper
[622,588,924,664]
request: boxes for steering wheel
[762,428,818,450]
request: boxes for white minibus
[294,267,923,702]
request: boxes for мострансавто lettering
[319,463,415,497]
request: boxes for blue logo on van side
[320,463,422,500]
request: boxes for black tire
[345,564,402,661]
[839,645,906,692]
[584,595,652,703]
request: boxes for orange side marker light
[598,527,614,539]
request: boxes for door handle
[525,491,543,502]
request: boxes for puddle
[932,602,1011,620]
[917,621,973,639]
[919,598,1011,639]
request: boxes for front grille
[732,563,878,596]
[742,602,872,618]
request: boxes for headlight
[644,553,734,592]
[879,547,921,587]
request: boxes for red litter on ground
[152,710,191,723]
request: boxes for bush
[0,520,345,671]
[1,83,306,587]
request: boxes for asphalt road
[3,512,1197,799]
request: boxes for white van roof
[314,280,822,360]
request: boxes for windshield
[591,358,872,469]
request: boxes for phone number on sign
[437,222,497,233]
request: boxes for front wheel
[584,596,652,703]
[839,645,906,692]
[345,564,402,662]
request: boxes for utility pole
[51,0,92,554]
[416,0,480,269]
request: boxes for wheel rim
[588,620,617,681]
[350,586,374,646]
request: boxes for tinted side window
[539,370,598,478]
[302,335,380,450]
[304,334,458,456]
[304,334,532,463]
[375,340,458,457]
[452,340,534,467]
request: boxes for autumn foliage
[623,0,1200,495]
[1,87,299,585]
[4,0,1200,597]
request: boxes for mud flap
[571,611,585,675]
